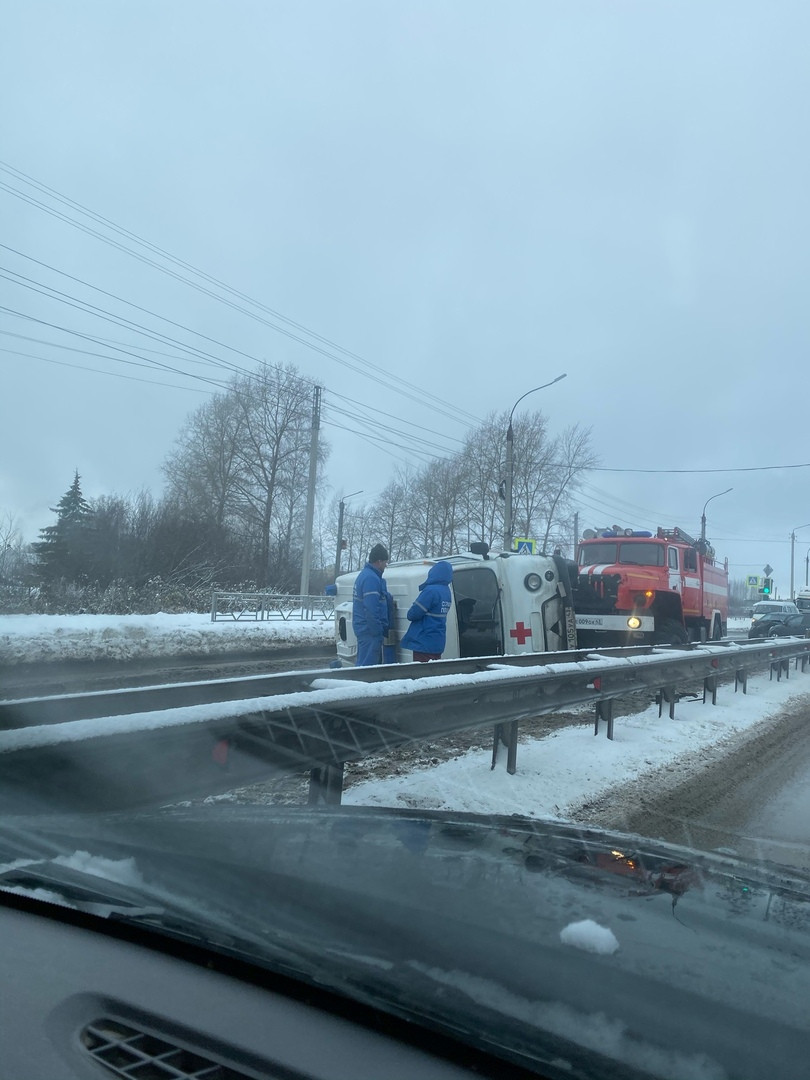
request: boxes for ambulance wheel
[654,619,689,645]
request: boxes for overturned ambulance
[334,543,578,667]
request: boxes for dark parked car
[748,612,810,639]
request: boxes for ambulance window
[684,549,697,571]
[453,567,503,658]
[668,548,679,570]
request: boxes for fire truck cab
[334,546,577,667]
[572,526,729,647]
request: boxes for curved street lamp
[699,487,733,547]
[696,488,731,630]
[503,374,567,551]
[335,490,363,578]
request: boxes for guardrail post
[210,590,218,622]
[703,676,718,705]
[594,700,614,740]
[308,763,345,805]
[657,686,677,719]
[735,669,748,694]
[491,721,519,773]
[770,657,789,682]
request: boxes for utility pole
[573,512,579,558]
[789,523,810,600]
[299,386,321,598]
[503,421,514,552]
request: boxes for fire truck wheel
[654,619,689,645]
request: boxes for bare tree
[352,410,597,560]
[229,364,313,585]
[163,362,326,586]
[456,413,506,550]
[164,392,243,530]
[537,424,597,552]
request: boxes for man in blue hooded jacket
[352,543,391,666]
[401,560,453,662]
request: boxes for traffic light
[762,578,773,595]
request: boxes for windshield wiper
[0,858,171,917]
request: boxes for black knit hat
[369,543,389,563]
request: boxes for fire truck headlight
[524,573,542,591]
[627,616,642,630]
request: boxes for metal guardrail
[2,638,810,813]
[210,591,335,622]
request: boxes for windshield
[579,542,665,567]
[3,4,810,1079]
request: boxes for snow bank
[0,612,334,665]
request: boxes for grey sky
[2,1,809,591]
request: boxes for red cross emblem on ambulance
[510,621,532,645]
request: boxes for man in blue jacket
[352,543,391,666]
[401,560,453,662]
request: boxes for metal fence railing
[210,591,335,622]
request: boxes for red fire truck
[572,526,729,646]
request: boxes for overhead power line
[0,244,261,378]
[0,244,477,429]
[0,305,232,391]
[0,319,466,457]
[0,347,212,393]
[592,463,810,474]
[0,161,484,427]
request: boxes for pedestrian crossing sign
[513,538,536,554]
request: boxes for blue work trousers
[356,636,383,666]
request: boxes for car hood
[2,805,810,1080]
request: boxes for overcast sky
[2,1,809,592]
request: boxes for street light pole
[789,524,810,599]
[299,386,322,598]
[805,545,810,588]
[503,374,567,551]
[334,490,363,579]
[700,487,733,547]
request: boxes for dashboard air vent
[82,1017,255,1079]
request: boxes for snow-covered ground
[0,612,333,665]
[4,613,807,831]
[344,667,810,822]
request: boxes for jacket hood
[421,560,453,588]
